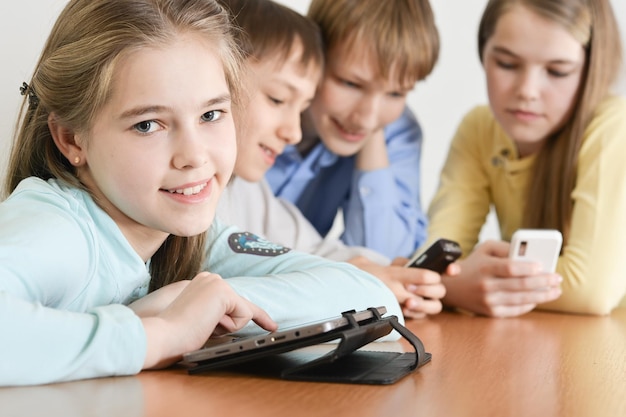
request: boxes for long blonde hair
[478,0,623,244]
[4,0,246,291]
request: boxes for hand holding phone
[405,238,462,273]
[508,229,562,273]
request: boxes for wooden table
[2,309,625,417]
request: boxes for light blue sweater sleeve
[0,178,147,386]
[203,218,404,332]
[0,297,145,386]
[342,107,428,258]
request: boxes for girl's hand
[141,272,277,369]
[442,240,562,317]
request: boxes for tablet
[182,306,387,366]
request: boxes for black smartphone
[404,238,462,273]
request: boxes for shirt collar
[282,142,340,172]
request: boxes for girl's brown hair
[4,0,247,291]
[478,0,623,244]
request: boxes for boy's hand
[349,256,447,319]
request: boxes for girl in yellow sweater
[426,0,626,317]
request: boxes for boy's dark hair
[218,0,324,71]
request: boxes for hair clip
[20,81,39,108]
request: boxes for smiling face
[306,41,412,157]
[75,35,236,256]
[482,5,585,157]
[234,40,321,182]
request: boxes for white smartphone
[508,229,563,273]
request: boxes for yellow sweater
[427,96,626,315]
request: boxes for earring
[74,156,80,165]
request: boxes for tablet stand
[279,307,431,384]
[188,307,431,385]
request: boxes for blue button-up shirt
[266,107,427,258]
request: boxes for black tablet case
[186,307,431,385]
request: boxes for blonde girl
[0,0,401,386]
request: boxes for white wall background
[1,0,625,238]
